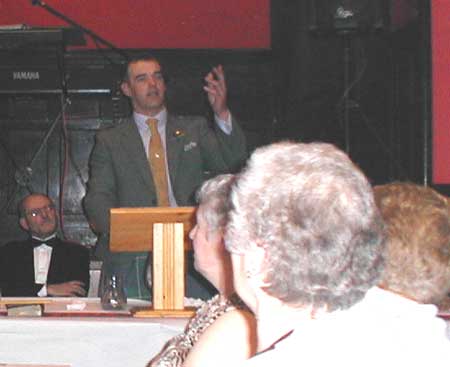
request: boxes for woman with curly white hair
[224,141,450,367]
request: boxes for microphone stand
[4,2,130,233]
[4,100,69,214]
[30,0,129,61]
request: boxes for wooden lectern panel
[153,222,185,310]
[110,207,195,252]
[108,207,196,317]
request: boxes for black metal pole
[30,0,129,61]
[420,0,431,186]
[343,35,351,154]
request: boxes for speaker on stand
[309,0,389,155]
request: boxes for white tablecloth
[0,298,188,367]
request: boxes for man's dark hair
[120,53,165,83]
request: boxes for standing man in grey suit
[84,54,247,299]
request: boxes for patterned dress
[148,294,245,367]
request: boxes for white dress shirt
[33,233,56,297]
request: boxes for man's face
[121,59,166,116]
[20,195,57,239]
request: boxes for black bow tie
[31,237,58,248]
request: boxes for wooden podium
[109,207,196,317]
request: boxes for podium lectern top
[110,207,195,253]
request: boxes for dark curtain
[271,0,427,186]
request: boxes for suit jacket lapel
[166,115,185,185]
[118,117,154,189]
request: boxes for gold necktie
[147,118,170,206]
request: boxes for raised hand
[204,65,230,121]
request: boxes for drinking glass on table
[100,272,127,310]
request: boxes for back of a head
[196,173,236,233]
[226,141,385,312]
[374,182,450,304]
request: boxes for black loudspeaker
[0,49,63,94]
[309,0,389,34]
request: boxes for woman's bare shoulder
[182,308,257,367]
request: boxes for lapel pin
[174,130,185,138]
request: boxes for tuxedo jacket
[84,114,247,262]
[0,238,90,297]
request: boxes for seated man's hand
[47,281,86,297]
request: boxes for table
[0,298,189,367]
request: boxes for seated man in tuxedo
[0,193,90,297]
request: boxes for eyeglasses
[26,204,56,218]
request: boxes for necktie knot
[146,118,158,134]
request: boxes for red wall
[432,0,450,184]
[0,0,270,49]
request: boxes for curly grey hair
[196,174,236,234]
[225,141,385,312]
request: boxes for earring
[245,266,259,279]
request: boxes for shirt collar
[31,233,57,248]
[31,233,57,242]
[134,109,167,131]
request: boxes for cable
[59,94,70,239]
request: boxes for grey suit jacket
[84,113,247,262]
